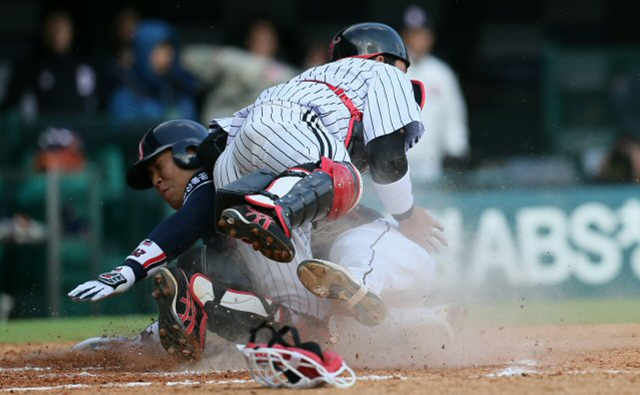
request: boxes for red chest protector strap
[303,78,426,148]
[302,80,362,148]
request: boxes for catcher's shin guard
[216,169,296,261]
[297,259,387,326]
[217,158,362,263]
[274,157,363,226]
[189,273,290,343]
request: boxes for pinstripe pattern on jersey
[215,103,348,186]
[225,57,424,152]
[212,103,347,318]
[361,220,391,285]
[209,57,424,319]
[223,219,329,318]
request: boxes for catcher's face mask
[237,323,356,389]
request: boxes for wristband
[124,239,168,282]
[371,170,414,215]
[392,204,415,221]
[123,260,147,283]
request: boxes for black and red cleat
[152,267,207,362]
[219,205,295,263]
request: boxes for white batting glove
[68,266,136,302]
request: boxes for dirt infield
[2,323,639,394]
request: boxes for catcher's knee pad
[217,158,361,237]
[316,157,362,220]
[243,158,362,230]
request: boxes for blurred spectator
[402,5,470,184]
[243,18,302,66]
[32,127,89,236]
[100,6,140,98]
[0,213,47,244]
[245,19,283,60]
[598,134,640,183]
[302,40,329,69]
[611,67,640,137]
[0,61,10,105]
[0,293,14,322]
[182,20,297,123]
[110,6,140,71]
[595,66,640,183]
[1,8,102,122]
[108,20,199,123]
[33,127,86,173]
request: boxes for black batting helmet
[328,22,410,67]
[126,119,208,190]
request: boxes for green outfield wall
[415,184,640,299]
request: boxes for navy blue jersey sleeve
[123,171,216,282]
[147,180,216,260]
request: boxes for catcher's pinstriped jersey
[210,57,425,319]
[224,57,425,152]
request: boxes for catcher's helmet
[328,22,410,67]
[126,119,208,190]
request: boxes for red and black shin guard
[217,158,362,262]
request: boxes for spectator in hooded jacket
[108,20,199,123]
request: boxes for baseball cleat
[297,259,387,326]
[220,205,295,263]
[71,336,130,351]
[153,267,207,362]
[71,321,162,352]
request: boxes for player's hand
[68,266,135,302]
[397,206,448,253]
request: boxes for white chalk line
[0,366,105,372]
[484,368,637,378]
[0,372,403,392]
[0,367,224,377]
[1,382,153,392]
[0,367,52,372]
[3,361,636,391]
[482,360,638,378]
[0,366,407,380]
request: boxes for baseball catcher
[204,22,446,328]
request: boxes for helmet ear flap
[127,120,209,189]
[171,138,201,169]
